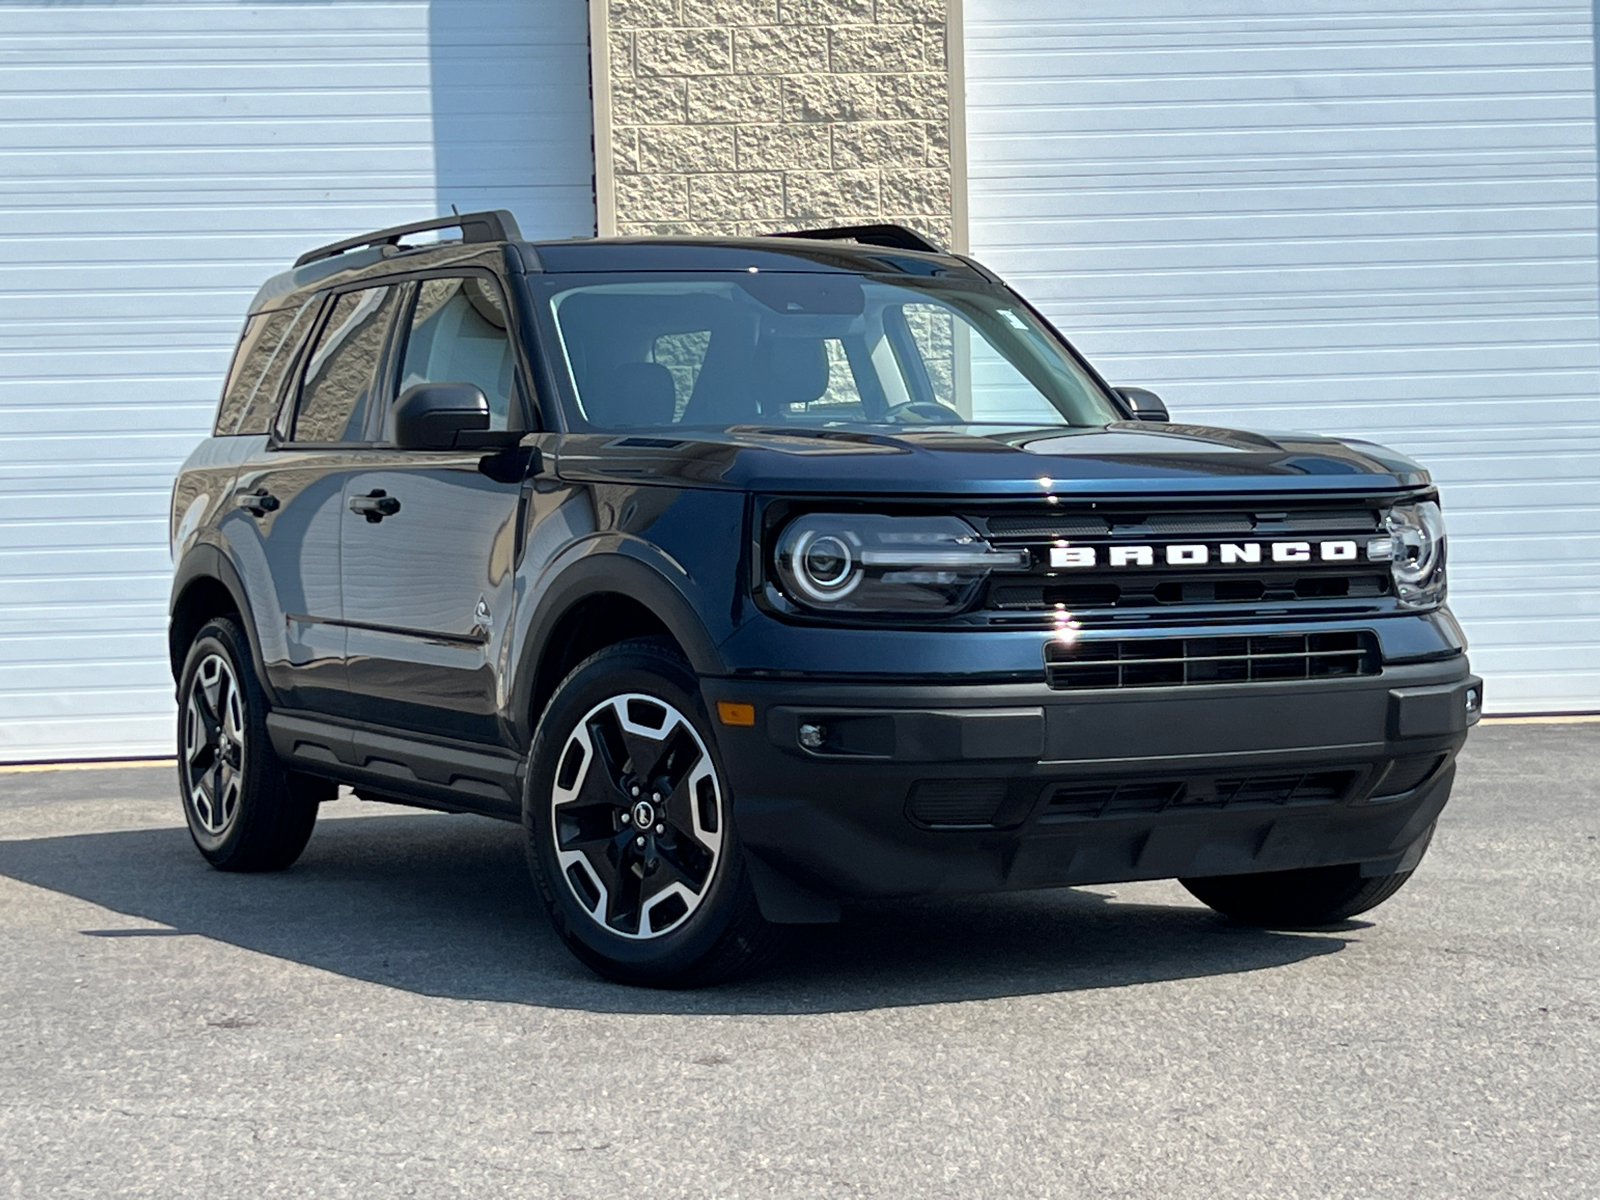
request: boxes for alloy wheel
[183,652,246,836]
[550,693,724,939]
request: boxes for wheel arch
[512,551,727,748]
[169,543,272,698]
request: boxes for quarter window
[215,300,318,436]
[293,286,400,444]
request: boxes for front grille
[973,503,1391,621]
[1045,631,1379,690]
[1042,769,1359,822]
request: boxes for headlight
[774,514,1029,614]
[1371,500,1447,607]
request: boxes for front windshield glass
[539,272,1122,431]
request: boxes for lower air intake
[907,779,1009,828]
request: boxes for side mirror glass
[392,382,490,450]
[1116,386,1169,423]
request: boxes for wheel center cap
[631,800,656,830]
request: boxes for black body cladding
[170,215,1477,925]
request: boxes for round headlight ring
[788,528,863,602]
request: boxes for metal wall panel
[966,0,1600,713]
[0,1,594,761]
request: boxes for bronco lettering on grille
[1049,540,1364,569]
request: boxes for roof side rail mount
[766,223,942,254]
[293,209,522,268]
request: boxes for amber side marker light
[717,701,756,727]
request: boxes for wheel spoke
[654,828,713,892]
[554,801,621,850]
[604,843,647,932]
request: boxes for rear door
[227,283,404,715]
[339,272,537,743]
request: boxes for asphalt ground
[0,723,1596,1198]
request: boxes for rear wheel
[1180,834,1431,928]
[524,639,780,987]
[177,617,324,871]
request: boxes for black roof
[249,215,990,315]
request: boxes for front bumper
[701,656,1479,921]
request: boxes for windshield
[537,272,1122,431]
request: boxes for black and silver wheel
[1180,828,1433,928]
[183,649,247,839]
[177,617,324,871]
[525,639,779,987]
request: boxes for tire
[1180,827,1433,928]
[177,616,324,872]
[524,638,782,987]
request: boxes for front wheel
[177,617,324,871]
[524,639,780,987]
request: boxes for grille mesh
[907,779,1009,827]
[1373,754,1444,799]
[1045,631,1378,690]
[1042,769,1359,822]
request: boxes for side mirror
[393,382,490,450]
[1116,386,1169,423]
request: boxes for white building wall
[0,0,594,762]
[965,0,1600,713]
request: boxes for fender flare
[509,546,728,746]
[168,541,275,701]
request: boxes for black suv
[169,211,1479,985]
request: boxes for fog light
[798,723,826,750]
[1465,687,1481,714]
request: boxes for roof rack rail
[766,223,941,254]
[293,209,521,268]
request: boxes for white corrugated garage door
[965,0,1600,713]
[0,1,594,762]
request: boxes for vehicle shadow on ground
[0,810,1351,1014]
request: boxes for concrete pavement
[0,723,1596,1197]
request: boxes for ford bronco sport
[169,211,1479,986]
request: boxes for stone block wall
[599,0,955,247]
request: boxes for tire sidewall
[525,642,746,982]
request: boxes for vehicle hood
[553,422,1430,497]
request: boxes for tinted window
[293,286,399,444]
[215,300,318,436]
[395,276,519,433]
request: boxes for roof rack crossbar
[293,209,521,268]
[765,223,942,254]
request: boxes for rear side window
[292,285,400,444]
[214,301,318,436]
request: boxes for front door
[339,274,534,743]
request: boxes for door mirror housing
[1116,386,1169,422]
[393,382,491,450]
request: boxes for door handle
[235,489,280,517]
[349,489,400,522]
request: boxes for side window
[396,276,519,433]
[293,286,399,444]
[215,300,318,436]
